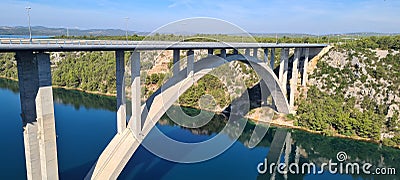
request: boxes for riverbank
[1,76,398,149]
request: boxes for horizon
[1,25,399,37]
[0,0,399,35]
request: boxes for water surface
[0,78,398,180]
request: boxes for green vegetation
[295,86,383,139]
[179,74,229,108]
[298,36,400,146]
[340,35,400,50]
[0,53,17,79]
[52,52,117,94]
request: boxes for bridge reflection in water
[0,39,327,179]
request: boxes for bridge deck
[0,39,327,52]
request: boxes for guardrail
[0,38,137,46]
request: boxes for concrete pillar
[302,48,310,86]
[270,48,275,69]
[173,49,180,76]
[263,48,269,63]
[35,53,59,180]
[17,51,41,180]
[187,50,194,78]
[16,51,59,180]
[130,51,141,137]
[207,48,213,55]
[290,48,300,108]
[220,49,226,58]
[279,48,289,95]
[253,48,258,58]
[245,48,250,56]
[116,50,126,134]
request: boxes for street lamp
[124,17,129,42]
[26,6,32,43]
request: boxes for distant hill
[0,26,148,37]
[0,26,398,37]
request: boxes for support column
[279,48,289,95]
[17,51,41,180]
[116,50,126,134]
[263,48,269,63]
[253,48,258,58]
[220,49,226,58]
[208,48,214,55]
[187,50,194,78]
[301,48,310,86]
[173,49,180,76]
[16,51,59,180]
[130,51,141,137]
[290,48,300,108]
[270,48,275,69]
[245,48,250,56]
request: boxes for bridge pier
[116,50,126,134]
[187,50,194,79]
[173,49,180,75]
[208,48,214,55]
[270,48,275,69]
[16,51,59,180]
[289,48,300,108]
[253,48,258,58]
[301,48,310,86]
[279,48,289,95]
[130,51,142,136]
[220,49,226,58]
[263,48,268,63]
[245,48,251,56]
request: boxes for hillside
[0,26,146,37]
[296,45,400,146]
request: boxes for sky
[1,0,399,34]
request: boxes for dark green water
[0,78,398,180]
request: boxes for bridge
[0,39,327,179]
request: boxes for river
[0,78,398,180]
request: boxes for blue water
[0,78,399,180]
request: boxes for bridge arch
[88,53,290,179]
[134,53,289,131]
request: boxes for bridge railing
[0,38,142,46]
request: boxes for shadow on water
[0,78,19,93]
[0,78,116,111]
[53,88,116,111]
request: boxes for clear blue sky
[1,0,399,34]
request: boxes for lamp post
[26,6,32,43]
[124,17,129,42]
